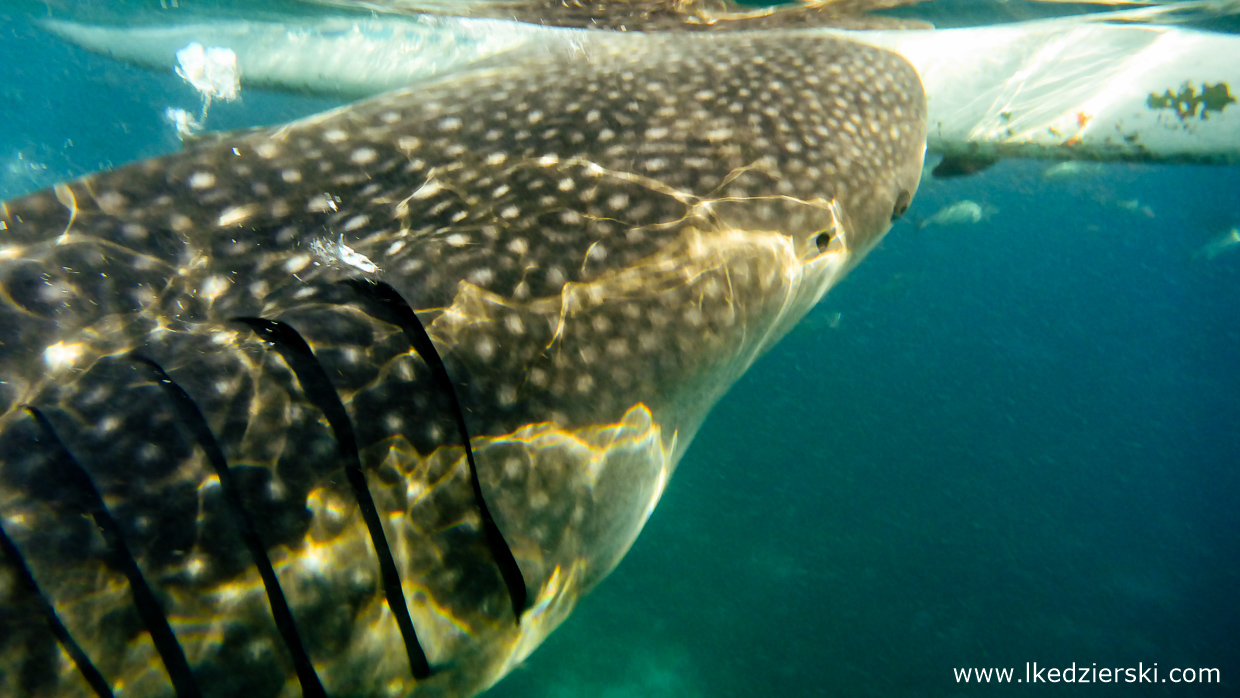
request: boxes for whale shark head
[0,25,925,698]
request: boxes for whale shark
[0,18,926,698]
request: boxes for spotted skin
[316,0,925,31]
[0,28,925,698]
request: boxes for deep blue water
[2,4,1237,696]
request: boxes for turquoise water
[2,4,1237,696]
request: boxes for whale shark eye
[892,189,912,221]
[815,230,835,253]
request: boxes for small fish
[1193,226,1240,260]
[930,154,997,178]
[1041,161,1103,180]
[1116,198,1156,218]
[917,199,995,229]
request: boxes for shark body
[0,25,926,698]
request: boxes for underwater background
[2,3,1237,696]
